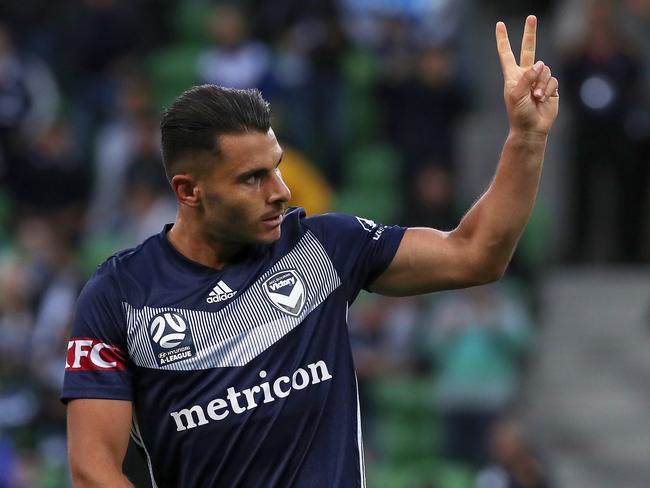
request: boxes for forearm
[67,400,134,488]
[370,16,558,296]
[455,130,547,276]
[70,467,135,488]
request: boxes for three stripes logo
[207,280,237,303]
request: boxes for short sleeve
[61,264,133,403]
[303,213,406,303]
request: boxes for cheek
[204,191,257,228]
[222,203,252,226]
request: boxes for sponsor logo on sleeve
[262,269,306,317]
[356,216,376,232]
[65,339,126,371]
[148,312,196,366]
[356,216,386,241]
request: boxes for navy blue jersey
[62,208,406,488]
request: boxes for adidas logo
[207,280,237,303]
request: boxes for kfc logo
[65,338,126,371]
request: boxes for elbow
[468,253,509,286]
[469,265,504,287]
[69,458,100,487]
[69,456,122,487]
[69,464,91,487]
[483,263,507,284]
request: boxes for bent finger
[510,61,544,101]
[542,77,559,101]
[534,65,552,99]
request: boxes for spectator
[402,164,457,230]
[0,255,33,374]
[476,418,553,488]
[85,74,156,239]
[59,0,166,150]
[112,115,175,247]
[378,44,470,189]
[196,4,272,90]
[0,22,60,182]
[4,121,90,215]
[561,0,646,261]
[422,283,533,467]
[251,0,349,183]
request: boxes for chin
[259,227,282,244]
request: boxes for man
[63,16,558,488]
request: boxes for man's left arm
[371,16,559,296]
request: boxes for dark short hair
[160,85,271,180]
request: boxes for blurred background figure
[0,0,649,486]
[379,44,469,179]
[423,284,532,468]
[197,4,272,90]
[559,0,646,262]
[476,418,552,488]
[402,164,457,230]
[0,22,60,186]
[254,0,350,184]
[5,121,89,217]
[85,72,156,239]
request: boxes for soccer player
[63,16,558,487]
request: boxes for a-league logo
[150,312,188,348]
[148,312,196,366]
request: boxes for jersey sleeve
[303,213,406,303]
[61,263,133,403]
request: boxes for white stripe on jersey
[132,415,159,488]
[124,230,341,370]
[349,300,366,488]
[355,372,366,488]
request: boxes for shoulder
[302,212,386,244]
[282,208,372,244]
[304,213,373,231]
[81,232,163,304]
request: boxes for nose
[268,169,291,205]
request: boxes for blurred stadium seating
[0,0,648,486]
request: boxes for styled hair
[160,84,271,180]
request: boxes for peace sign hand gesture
[496,15,559,137]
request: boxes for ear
[171,173,201,207]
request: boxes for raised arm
[372,15,559,296]
[68,399,135,487]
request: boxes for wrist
[507,129,548,145]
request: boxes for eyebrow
[238,152,284,180]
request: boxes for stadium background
[0,0,649,486]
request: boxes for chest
[123,233,341,371]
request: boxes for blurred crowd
[0,0,648,487]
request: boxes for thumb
[510,61,544,102]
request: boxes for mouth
[261,212,283,228]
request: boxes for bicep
[67,399,133,481]
[369,227,492,296]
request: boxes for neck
[167,213,247,270]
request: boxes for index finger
[519,15,537,68]
[496,21,517,77]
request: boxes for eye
[244,172,264,185]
